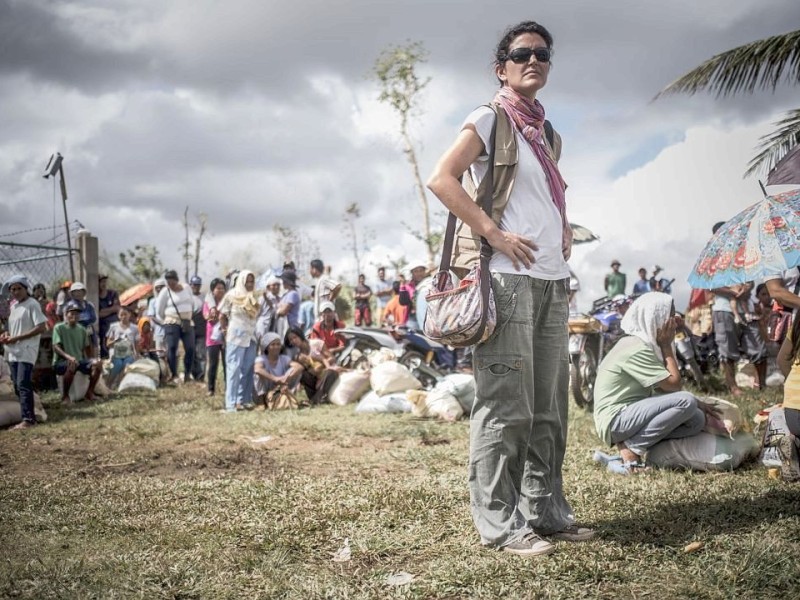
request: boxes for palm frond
[744,108,800,177]
[656,29,800,98]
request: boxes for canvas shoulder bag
[423,106,501,348]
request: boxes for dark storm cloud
[1,0,797,281]
[0,0,153,91]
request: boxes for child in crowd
[106,306,139,388]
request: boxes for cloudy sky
[1,0,797,309]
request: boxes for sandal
[607,461,648,476]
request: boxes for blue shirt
[281,290,301,329]
[632,280,651,295]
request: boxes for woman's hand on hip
[486,229,537,271]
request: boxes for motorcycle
[335,326,444,389]
[673,315,710,389]
[568,295,631,409]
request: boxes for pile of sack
[115,358,161,393]
[328,352,475,422]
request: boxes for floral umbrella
[688,188,800,289]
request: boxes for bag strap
[543,119,554,151]
[436,105,499,346]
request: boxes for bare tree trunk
[182,206,190,281]
[400,119,433,269]
[193,213,208,278]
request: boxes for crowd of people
[0,256,440,425]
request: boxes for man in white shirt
[310,259,341,317]
[0,275,47,429]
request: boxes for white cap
[69,282,86,292]
[319,301,336,313]
[154,278,166,288]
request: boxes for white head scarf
[227,269,260,319]
[620,292,674,361]
[262,332,282,352]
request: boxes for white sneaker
[501,533,555,557]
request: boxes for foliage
[373,41,441,268]
[342,202,375,282]
[1,385,796,598]
[108,244,165,285]
[657,29,800,177]
[271,224,320,272]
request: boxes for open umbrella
[767,144,800,186]
[570,223,600,245]
[688,188,800,289]
[119,282,153,306]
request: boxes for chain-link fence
[0,221,81,295]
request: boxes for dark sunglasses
[506,47,551,64]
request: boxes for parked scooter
[335,326,444,389]
[568,295,632,409]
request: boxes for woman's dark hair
[494,21,554,68]
[284,326,307,348]
[755,283,768,299]
[392,281,401,294]
[210,278,226,291]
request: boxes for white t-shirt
[6,297,47,364]
[155,285,195,325]
[373,279,392,308]
[107,322,139,359]
[464,106,569,281]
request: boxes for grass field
[1,382,798,599]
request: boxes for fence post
[76,231,100,309]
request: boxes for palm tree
[657,29,800,177]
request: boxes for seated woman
[254,332,303,406]
[284,326,339,405]
[106,305,139,388]
[593,292,717,474]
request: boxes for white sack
[370,361,421,396]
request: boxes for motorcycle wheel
[570,347,597,410]
[400,350,425,371]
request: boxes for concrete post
[75,231,99,309]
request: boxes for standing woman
[203,278,227,397]
[427,21,591,557]
[219,270,259,411]
[155,270,195,383]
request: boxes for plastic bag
[434,373,475,413]
[407,388,463,421]
[647,432,759,471]
[355,391,412,414]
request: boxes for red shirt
[310,320,345,350]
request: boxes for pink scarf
[493,87,566,214]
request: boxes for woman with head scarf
[593,292,717,474]
[253,332,302,405]
[219,270,260,411]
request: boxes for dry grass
[1,382,798,599]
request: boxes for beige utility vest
[451,103,562,276]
